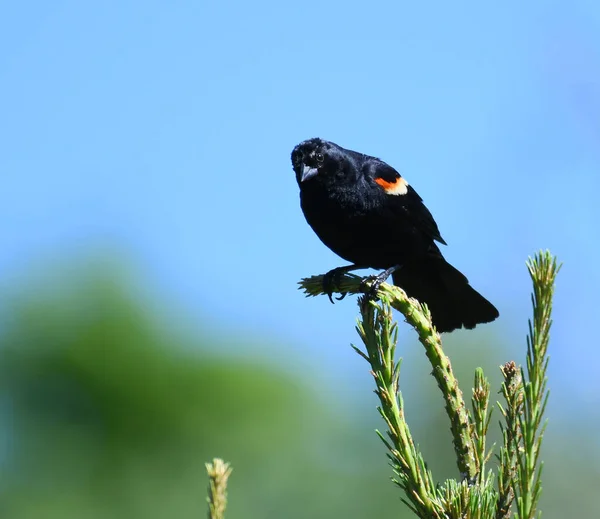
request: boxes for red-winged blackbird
[291,137,499,333]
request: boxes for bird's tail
[392,256,499,333]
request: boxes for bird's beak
[300,164,319,182]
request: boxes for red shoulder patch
[374,176,409,195]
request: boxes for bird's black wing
[367,160,447,245]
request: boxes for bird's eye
[315,152,325,163]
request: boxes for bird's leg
[322,264,366,303]
[361,265,402,300]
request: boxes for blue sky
[1,2,600,425]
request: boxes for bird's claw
[360,266,399,301]
[360,275,383,301]
[322,267,350,304]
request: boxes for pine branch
[496,361,523,519]
[298,250,559,518]
[355,297,445,518]
[514,251,560,519]
[471,367,493,485]
[300,275,477,481]
[206,458,232,519]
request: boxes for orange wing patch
[374,176,409,195]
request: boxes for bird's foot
[322,265,362,303]
[360,265,401,300]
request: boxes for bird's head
[291,138,352,186]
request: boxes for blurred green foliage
[0,268,399,519]
[0,264,597,518]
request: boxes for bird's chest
[301,186,374,232]
[300,186,405,265]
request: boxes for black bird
[291,137,499,333]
